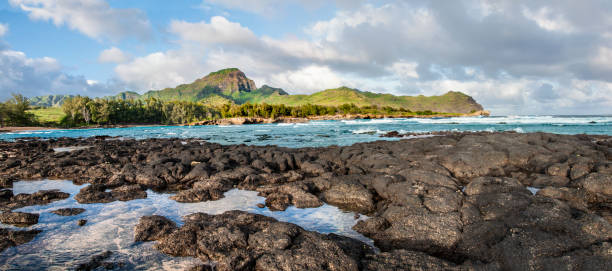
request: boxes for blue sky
[0,0,611,115]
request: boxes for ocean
[1,115,610,147]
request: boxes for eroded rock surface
[50,208,86,216]
[1,132,611,270]
[0,211,39,226]
[0,228,41,252]
[137,211,372,271]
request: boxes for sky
[0,0,611,115]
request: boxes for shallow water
[0,180,371,270]
[1,115,610,148]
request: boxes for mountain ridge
[28,68,485,114]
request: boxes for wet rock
[134,215,178,242]
[373,207,462,256]
[1,189,70,211]
[0,211,39,226]
[110,184,147,201]
[78,219,87,226]
[74,184,114,204]
[187,264,214,271]
[362,249,470,271]
[0,228,41,252]
[75,250,112,271]
[0,176,14,188]
[300,161,328,175]
[50,208,86,216]
[439,148,508,180]
[265,193,291,211]
[257,183,323,209]
[257,203,265,208]
[0,189,13,201]
[570,162,592,180]
[536,187,590,211]
[530,175,570,187]
[464,177,528,196]
[578,173,612,197]
[321,180,374,213]
[2,133,612,270]
[169,188,224,203]
[146,211,368,271]
[546,162,569,177]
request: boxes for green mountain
[28,94,74,107]
[28,68,485,113]
[256,87,483,113]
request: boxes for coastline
[0,132,609,270]
[187,110,490,126]
[0,110,490,132]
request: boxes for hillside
[27,68,485,113]
[255,87,483,113]
[29,94,74,107]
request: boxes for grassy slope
[256,87,483,113]
[28,107,65,123]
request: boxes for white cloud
[203,0,363,15]
[9,0,151,41]
[389,61,419,79]
[522,6,575,33]
[114,50,209,91]
[98,47,131,63]
[0,23,8,37]
[111,1,612,114]
[170,16,256,45]
[268,65,345,93]
[0,48,115,100]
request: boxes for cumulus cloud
[204,0,364,15]
[0,23,8,37]
[98,47,131,63]
[170,16,257,46]
[112,1,612,114]
[9,0,151,41]
[0,49,118,101]
[114,50,210,91]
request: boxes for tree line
[0,94,37,127]
[1,94,441,127]
[60,96,439,126]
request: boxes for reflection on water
[1,180,371,270]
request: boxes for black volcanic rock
[50,208,86,216]
[0,211,39,226]
[1,132,611,270]
[0,228,41,252]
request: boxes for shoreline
[187,110,490,126]
[0,110,490,132]
[0,132,610,270]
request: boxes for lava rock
[50,208,86,216]
[134,215,178,242]
[0,211,39,226]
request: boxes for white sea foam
[411,115,612,125]
[1,180,373,270]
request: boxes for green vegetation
[28,94,74,107]
[27,68,484,114]
[28,107,64,123]
[0,94,37,127]
[53,95,446,127]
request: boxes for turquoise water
[1,115,610,147]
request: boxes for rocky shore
[0,132,610,270]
